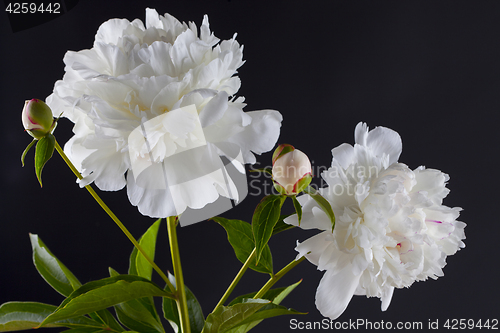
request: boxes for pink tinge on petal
[425,219,455,240]
[26,114,43,130]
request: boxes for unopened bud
[272,144,312,195]
[22,99,55,139]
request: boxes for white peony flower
[285,122,466,320]
[46,9,282,221]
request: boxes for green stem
[253,256,306,299]
[167,216,190,333]
[213,248,257,312]
[54,139,175,292]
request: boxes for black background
[1,0,499,332]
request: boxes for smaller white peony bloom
[285,122,466,320]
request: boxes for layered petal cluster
[47,9,282,218]
[285,122,465,320]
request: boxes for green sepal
[34,133,55,187]
[212,217,273,274]
[163,272,205,333]
[40,275,175,327]
[302,186,336,231]
[21,139,36,167]
[291,195,302,225]
[129,218,162,280]
[272,181,287,196]
[294,173,313,194]
[251,195,286,264]
[271,144,295,165]
[30,233,82,297]
[0,302,103,332]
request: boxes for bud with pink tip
[271,144,312,195]
[22,99,55,139]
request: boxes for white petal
[366,125,402,165]
[80,147,129,191]
[331,143,354,170]
[93,42,130,76]
[145,8,162,29]
[127,170,178,218]
[199,91,228,127]
[227,109,282,164]
[284,193,332,231]
[295,231,332,266]
[412,167,450,204]
[354,122,368,146]
[381,286,394,311]
[95,18,133,45]
[316,265,361,320]
[142,41,176,77]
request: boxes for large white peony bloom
[285,122,466,320]
[46,9,282,222]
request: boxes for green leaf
[291,196,302,225]
[212,217,273,274]
[108,267,120,277]
[303,186,336,231]
[163,273,204,333]
[248,167,272,176]
[30,235,121,332]
[225,303,306,333]
[162,292,179,333]
[225,281,304,333]
[271,214,295,236]
[0,302,102,332]
[111,268,163,332]
[21,139,36,167]
[251,195,286,264]
[129,219,162,280]
[201,299,269,333]
[34,133,55,187]
[40,275,175,327]
[30,234,82,297]
[115,297,164,333]
[228,280,302,306]
[88,309,123,332]
[61,328,108,332]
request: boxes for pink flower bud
[272,144,312,195]
[22,99,55,139]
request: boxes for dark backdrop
[1,1,499,332]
